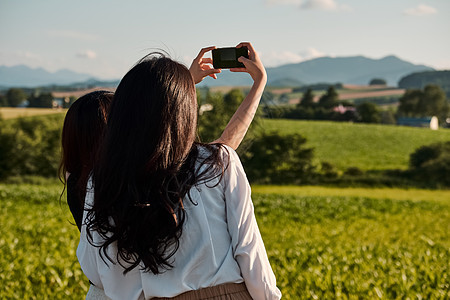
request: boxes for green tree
[357,102,381,123]
[0,118,15,179]
[197,91,225,143]
[398,85,449,122]
[241,131,315,184]
[380,110,396,124]
[0,115,63,178]
[398,89,422,116]
[409,141,450,187]
[0,94,7,107]
[223,89,244,116]
[420,85,448,119]
[318,86,339,109]
[369,78,387,86]
[6,88,27,107]
[197,89,244,143]
[298,88,315,108]
[28,93,54,108]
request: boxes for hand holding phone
[212,47,249,69]
[190,42,266,85]
[229,42,267,84]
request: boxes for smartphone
[212,47,249,69]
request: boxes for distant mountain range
[0,55,434,89]
[200,55,434,87]
[0,65,95,88]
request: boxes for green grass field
[259,119,450,171]
[1,184,448,299]
[3,108,449,173]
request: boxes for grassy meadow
[259,119,450,171]
[1,184,449,299]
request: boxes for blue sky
[1,0,449,79]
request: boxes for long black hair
[87,54,226,274]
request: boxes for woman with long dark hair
[61,46,263,230]
[76,43,280,299]
[60,47,270,300]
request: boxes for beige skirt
[152,283,252,300]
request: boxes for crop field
[255,187,450,299]
[260,119,450,171]
[267,85,405,104]
[1,184,448,299]
[0,108,66,120]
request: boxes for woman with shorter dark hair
[60,90,113,230]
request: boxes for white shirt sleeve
[223,146,282,300]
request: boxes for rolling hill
[259,119,450,171]
[399,70,450,97]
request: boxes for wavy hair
[87,54,226,274]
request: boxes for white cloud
[20,51,41,60]
[47,30,98,40]
[0,50,43,67]
[260,51,303,67]
[300,47,327,59]
[267,0,352,11]
[403,4,437,16]
[433,59,450,70]
[266,0,301,4]
[76,50,97,59]
[260,47,327,67]
[301,0,336,10]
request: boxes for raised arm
[189,42,267,150]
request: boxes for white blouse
[77,145,281,300]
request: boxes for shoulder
[196,143,238,161]
[194,143,243,174]
[212,144,248,186]
[221,144,239,161]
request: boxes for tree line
[263,86,393,124]
[397,85,449,122]
[263,84,449,126]
[0,88,56,108]
[1,88,448,188]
